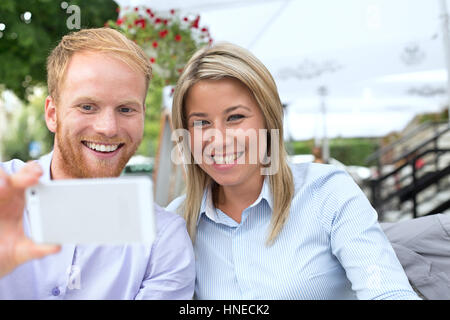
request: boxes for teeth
[213,152,243,164]
[85,142,120,153]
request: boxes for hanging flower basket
[106,6,213,86]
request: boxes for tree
[1,3,212,161]
[0,0,118,101]
[1,87,53,161]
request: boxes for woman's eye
[193,120,209,127]
[228,114,245,121]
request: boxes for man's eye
[81,105,94,111]
[119,107,133,113]
[228,114,245,121]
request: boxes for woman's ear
[45,96,57,133]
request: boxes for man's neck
[50,148,73,180]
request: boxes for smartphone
[25,176,155,245]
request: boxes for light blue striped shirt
[167,162,420,300]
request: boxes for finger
[0,172,7,194]
[10,162,43,191]
[15,238,61,266]
[0,166,9,190]
[0,167,12,202]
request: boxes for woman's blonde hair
[172,42,294,246]
[47,28,152,102]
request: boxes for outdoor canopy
[115,0,450,139]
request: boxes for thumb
[15,238,61,265]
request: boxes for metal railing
[367,123,450,220]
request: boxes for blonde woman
[167,42,419,300]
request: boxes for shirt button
[51,287,60,296]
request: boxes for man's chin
[80,149,132,177]
[80,167,123,178]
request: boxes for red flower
[163,19,168,25]
[150,57,156,64]
[174,34,182,42]
[170,9,175,15]
[152,41,158,48]
[134,7,139,12]
[146,8,152,15]
[116,18,124,26]
[183,17,188,22]
[177,68,183,74]
[191,15,200,29]
[159,29,168,38]
[201,27,208,33]
[154,18,162,24]
[134,18,146,29]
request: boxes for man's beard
[55,122,140,178]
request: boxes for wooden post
[152,86,186,206]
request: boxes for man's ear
[45,96,57,133]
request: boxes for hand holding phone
[25,176,156,245]
[0,162,60,278]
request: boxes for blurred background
[0,0,449,222]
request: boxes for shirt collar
[197,177,273,226]
[37,150,54,182]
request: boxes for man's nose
[93,109,119,137]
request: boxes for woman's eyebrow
[187,112,209,120]
[224,105,251,113]
[187,105,251,120]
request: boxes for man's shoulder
[0,158,26,174]
[164,195,186,215]
[1,152,52,176]
[154,203,187,230]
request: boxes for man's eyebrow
[117,100,143,107]
[71,97,142,107]
[71,96,102,105]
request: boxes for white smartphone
[25,176,155,245]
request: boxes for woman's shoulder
[288,161,351,193]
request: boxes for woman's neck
[213,174,265,223]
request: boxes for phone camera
[31,190,36,196]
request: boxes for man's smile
[81,140,125,153]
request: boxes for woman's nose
[203,122,237,153]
